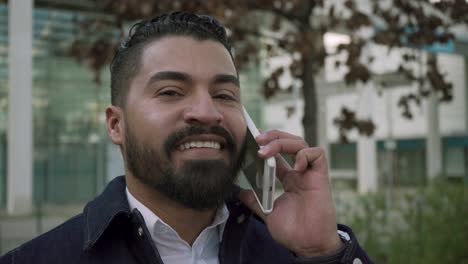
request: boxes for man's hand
[238,130,343,257]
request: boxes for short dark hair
[110,11,233,107]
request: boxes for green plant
[338,181,468,263]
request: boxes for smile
[178,141,221,151]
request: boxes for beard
[124,125,246,211]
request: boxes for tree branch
[235,2,307,30]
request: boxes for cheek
[129,107,179,145]
[225,113,246,146]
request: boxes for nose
[183,93,223,126]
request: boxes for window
[330,143,357,170]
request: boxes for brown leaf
[344,0,355,10]
[286,106,296,118]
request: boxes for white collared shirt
[126,188,229,264]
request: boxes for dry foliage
[65,0,468,143]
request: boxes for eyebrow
[147,71,192,85]
[212,74,240,88]
[147,71,240,88]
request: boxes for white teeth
[178,141,221,150]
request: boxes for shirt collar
[82,176,247,251]
[126,187,158,236]
[126,187,230,242]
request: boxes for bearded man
[0,12,372,264]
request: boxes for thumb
[238,190,267,222]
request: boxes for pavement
[0,204,83,255]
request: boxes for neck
[126,173,217,245]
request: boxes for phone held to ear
[240,106,276,214]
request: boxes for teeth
[179,141,221,150]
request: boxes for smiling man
[0,12,373,264]
[115,36,246,215]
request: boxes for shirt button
[138,227,144,237]
[353,258,363,264]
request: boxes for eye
[157,89,182,97]
[214,93,237,101]
[213,88,238,102]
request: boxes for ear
[106,106,124,145]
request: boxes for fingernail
[293,163,300,171]
[258,146,267,155]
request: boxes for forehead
[137,36,237,79]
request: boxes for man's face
[120,36,246,210]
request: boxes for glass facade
[0,4,112,208]
[331,136,468,189]
[32,56,109,204]
[332,139,428,187]
[376,139,426,186]
[31,7,110,205]
[330,143,357,170]
[443,136,468,179]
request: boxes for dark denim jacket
[0,176,373,264]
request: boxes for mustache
[164,125,237,157]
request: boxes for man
[1,12,372,264]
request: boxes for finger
[293,147,328,174]
[238,190,267,222]
[293,149,309,172]
[257,138,308,158]
[256,129,303,145]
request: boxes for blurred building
[0,1,113,215]
[265,36,468,192]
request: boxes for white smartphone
[241,107,276,214]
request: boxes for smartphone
[240,107,276,214]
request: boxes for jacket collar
[83,176,131,250]
[82,175,251,251]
